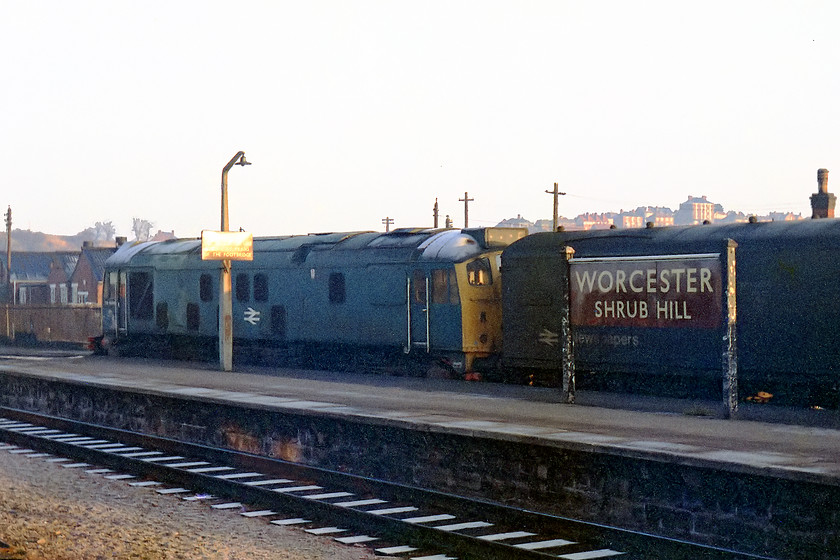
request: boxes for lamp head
[236,154,251,166]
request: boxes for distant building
[576,213,614,230]
[0,242,118,306]
[768,211,802,222]
[644,207,675,227]
[47,253,79,304]
[497,170,822,233]
[496,215,534,231]
[715,211,750,224]
[675,195,715,225]
[532,219,555,232]
[150,230,177,242]
[617,211,645,229]
[2,252,78,305]
[68,243,117,304]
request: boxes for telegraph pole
[4,206,10,340]
[545,182,566,231]
[382,217,394,232]
[459,191,474,228]
[433,198,439,228]
[4,206,10,297]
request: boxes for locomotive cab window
[467,258,493,286]
[412,269,427,304]
[128,272,153,320]
[103,271,117,302]
[432,268,459,304]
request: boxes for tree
[132,218,154,242]
[77,221,116,242]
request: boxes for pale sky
[3,1,839,237]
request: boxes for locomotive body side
[100,227,526,376]
[501,220,840,404]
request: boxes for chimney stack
[811,168,836,219]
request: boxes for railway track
[0,406,772,560]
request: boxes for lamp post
[219,151,250,371]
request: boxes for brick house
[47,253,79,305]
[2,252,78,305]
[68,244,116,305]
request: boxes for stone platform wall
[0,371,836,559]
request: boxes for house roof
[79,247,117,281]
[5,252,79,283]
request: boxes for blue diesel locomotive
[500,218,840,405]
[98,227,526,375]
[96,217,840,407]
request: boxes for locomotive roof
[106,227,527,269]
[503,218,840,259]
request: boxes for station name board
[201,231,254,261]
[570,253,723,328]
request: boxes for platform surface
[1,351,839,485]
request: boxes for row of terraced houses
[498,194,804,233]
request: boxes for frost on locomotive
[99,227,526,376]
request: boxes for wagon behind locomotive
[501,219,840,405]
[100,227,526,374]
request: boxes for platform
[1,352,839,557]
[0,352,838,486]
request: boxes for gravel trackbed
[0,445,383,560]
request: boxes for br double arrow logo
[538,329,559,346]
[244,307,261,325]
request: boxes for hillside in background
[0,229,117,252]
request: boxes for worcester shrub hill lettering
[569,257,723,328]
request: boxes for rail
[0,407,774,560]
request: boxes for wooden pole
[545,183,566,231]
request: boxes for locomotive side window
[467,258,492,286]
[156,302,169,330]
[199,274,213,302]
[448,269,458,303]
[254,273,269,302]
[186,303,200,331]
[431,268,459,304]
[329,272,345,304]
[104,272,116,301]
[271,305,286,339]
[128,272,153,320]
[412,269,427,304]
[236,273,250,302]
